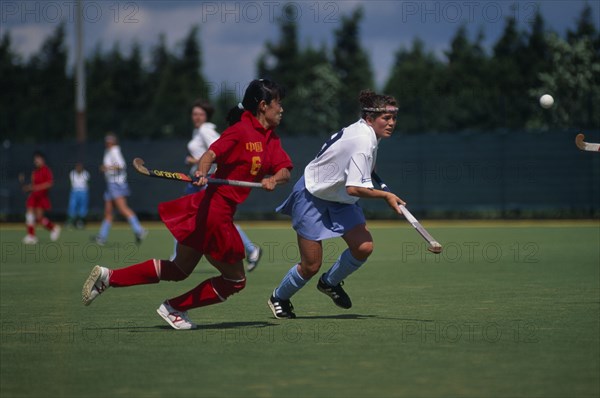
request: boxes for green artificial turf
[1,221,598,398]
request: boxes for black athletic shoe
[268,293,296,319]
[317,274,352,309]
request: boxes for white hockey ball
[539,94,554,109]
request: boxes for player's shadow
[193,321,276,330]
[297,314,376,320]
[86,320,275,333]
[298,314,436,322]
[86,317,436,333]
[151,320,276,331]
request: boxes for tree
[0,32,26,141]
[87,44,114,139]
[112,42,147,138]
[490,14,529,129]
[526,10,551,68]
[175,26,208,102]
[440,25,490,131]
[86,42,147,139]
[257,5,299,83]
[257,5,304,134]
[145,27,208,138]
[510,10,552,130]
[333,7,374,126]
[567,3,598,44]
[150,33,174,137]
[384,38,444,133]
[25,23,72,140]
[293,47,341,135]
[528,33,600,130]
[86,26,208,140]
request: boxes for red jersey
[208,111,293,204]
[32,165,53,194]
[26,165,53,210]
[159,111,292,261]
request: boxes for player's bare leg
[113,196,134,218]
[342,224,373,261]
[297,236,323,279]
[317,224,373,309]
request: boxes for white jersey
[69,169,90,191]
[103,145,127,184]
[187,122,220,159]
[304,119,379,204]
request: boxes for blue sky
[2,1,598,92]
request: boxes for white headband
[362,107,398,113]
[237,102,244,110]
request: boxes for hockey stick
[132,158,263,188]
[371,172,443,254]
[575,133,600,152]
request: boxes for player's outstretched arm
[346,186,405,214]
[261,168,291,191]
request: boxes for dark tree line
[1,4,598,141]
[384,5,599,133]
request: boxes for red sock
[109,259,159,287]
[27,225,35,235]
[168,276,246,311]
[40,217,54,231]
[168,277,223,311]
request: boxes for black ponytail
[226,104,245,127]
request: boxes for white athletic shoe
[156,301,197,330]
[82,265,110,306]
[50,225,61,241]
[94,235,106,246]
[247,246,262,272]
[22,234,38,245]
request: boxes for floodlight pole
[75,0,87,158]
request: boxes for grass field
[1,221,599,398]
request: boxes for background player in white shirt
[95,133,147,245]
[184,99,220,195]
[268,90,405,318]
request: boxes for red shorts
[158,189,244,264]
[26,192,51,210]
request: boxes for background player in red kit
[21,151,61,244]
[82,79,293,329]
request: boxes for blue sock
[274,264,308,300]
[127,215,143,235]
[235,224,255,254]
[98,220,111,240]
[324,249,366,286]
